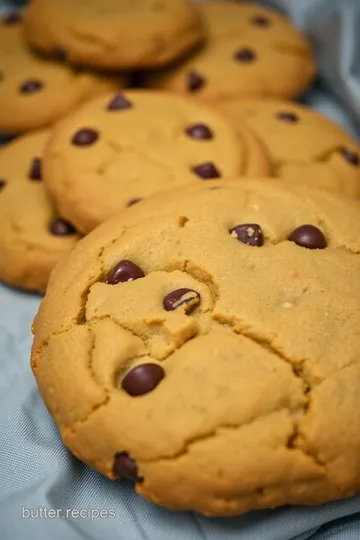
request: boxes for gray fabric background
[1,1,360,539]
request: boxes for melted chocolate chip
[107,260,145,285]
[127,198,142,207]
[107,93,133,111]
[339,147,360,166]
[122,363,165,396]
[251,15,270,26]
[276,111,299,123]
[114,453,141,481]
[192,162,221,180]
[163,288,201,313]
[288,225,327,249]
[234,48,256,62]
[71,128,99,146]
[28,158,42,181]
[2,13,21,24]
[0,180,6,191]
[19,79,44,94]
[49,218,76,236]
[187,70,205,92]
[185,123,213,141]
[230,224,264,247]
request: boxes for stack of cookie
[1,1,360,294]
[1,0,360,518]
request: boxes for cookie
[0,15,128,134]
[216,98,360,197]
[42,89,270,234]
[145,1,315,102]
[32,177,360,516]
[23,0,205,70]
[0,130,80,292]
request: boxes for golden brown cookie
[32,178,360,516]
[23,0,205,70]
[42,89,270,234]
[216,98,360,197]
[145,1,315,102]
[0,15,128,134]
[0,131,80,292]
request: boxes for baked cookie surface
[23,0,205,69]
[217,99,360,197]
[0,131,80,292]
[145,1,315,102]
[32,178,360,516]
[0,16,128,134]
[43,90,270,233]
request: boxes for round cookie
[216,99,360,198]
[32,178,360,516]
[43,89,270,233]
[0,15,128,134]
[0,131,81,292]
[145,2,316,102]
[23,0,205,70]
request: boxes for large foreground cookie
[32,178,360,516]
[0,131,80,292]
[23,0,204,70]
[0,15,128,134]
[43,90,270,233]
[145,2,315,102]
[216,99,360,197]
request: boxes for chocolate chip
[107,93,133,111]
[122,363,165,396]
[28,158,42,181]
[185,123,213,141]
[339,147,359,166]
[49,218,76,236]
[107,260,145,285]
[127,198,142,207]
[230,224,264,247]
[2,13,21,24]
[187,70,205,92]
[71,128,99,146]
[52,48,67,61]
[288,225,327,249]
[0,180,6,191]
[163,288,201,313]
[19,79,44,94]
[114,452,141,481]
[234,48,256,62]
[276,111,299,123]
[192,162,221,180]
[251,15,270,26]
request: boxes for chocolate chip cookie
[0,131,80,292]
[23,0,205,70]
[32,178,360,516]
[145,1,315,102]
[42,89,270,233]
[0,15,128,134]
[216,98,360,197]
